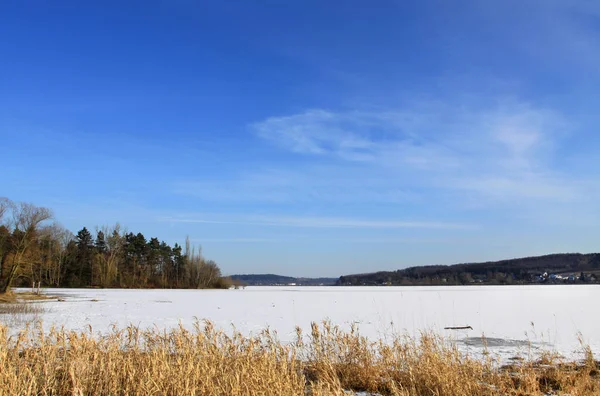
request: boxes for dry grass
[0,291,49,328]
[0,302,44,316]
[0,306,45,329]
[0,320,597,395]
[0,291,54,303]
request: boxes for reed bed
[0,320,597,395]
[0,303,45,328]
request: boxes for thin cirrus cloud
[172,100,585,208]
[172,167,421,204]
[251,101,587,204]
[252,103,560,169]
[160,215,474,230]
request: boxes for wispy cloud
[251,101,584,204]
[160,214,473,230]
[454,173,579,201]
[188,237,278,243]
[253,108,457,167]
[253,102,560,166]
[172,166,421,204]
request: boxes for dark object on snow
[444,326,473,330]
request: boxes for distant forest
[338,253,600,286]
[0,197,229,293]
[230,274,337,286]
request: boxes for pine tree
[95,230,106,253]
[76,227,95,286]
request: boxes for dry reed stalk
[0,320,597,395]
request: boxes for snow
[7,285,600,361]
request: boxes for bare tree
[0,200,53,293]
[0,197,9,221]
[197,259,221,289]
[0,198,14,280]
[1,199,227,290]
[99,223,124,287]
[36,223,73,286]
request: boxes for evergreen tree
[0,197,229,291]
[76,227,94,286]
[95,230,106,253]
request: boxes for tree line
[337,253,600,286]
[0,197,230,293]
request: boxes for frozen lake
[6,285,600,362]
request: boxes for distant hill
[230,274,337,286]
[338,253,600,286]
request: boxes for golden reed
[0,320,597,395]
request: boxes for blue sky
[2,0,600,277]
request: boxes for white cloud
[173,100,595,221]
[253,108,462,169]
[253,103,558,165]
[494,127,540,155]
[160,214,473,230]
[250,101,591,204]
[173,166,421,204]
[188,237,278,243]
[456,174,578,201]
[253,109,378,159]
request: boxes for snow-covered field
[7,285,600,361]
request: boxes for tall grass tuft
[0,302,45,328]
[0,320,597,395]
